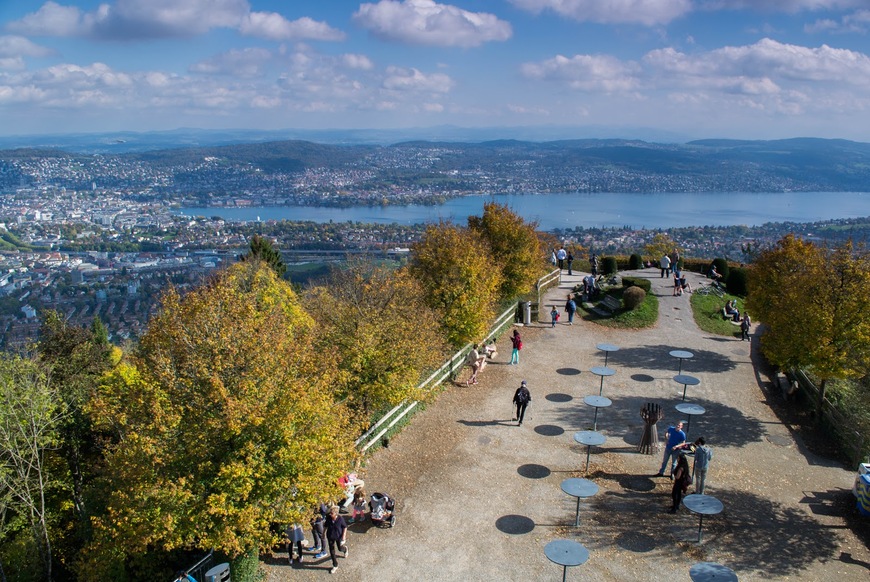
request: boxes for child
[550,306,559,327]
[349,487,366,524]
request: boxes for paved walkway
[265,267,870,581]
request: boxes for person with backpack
[513,380,531,426]
[510,329,522,364]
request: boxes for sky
[2,0,870,141]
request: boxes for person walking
[325,505,348,574]
[657,421,686,477]
[513,380,531,426]
[510,329,522,364]
[565,294,577,325]
[660,254,671,278]
[287,523,305,565]
[309,504,327,559]
[550,305,559,327]
[740,313,752,341]
[567,251,574,275]
[669,453,692,513]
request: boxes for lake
[176,191,870,230]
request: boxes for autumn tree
[303,259,447,421]
[82,262,354,578]
[747,235,870,417]
[644,233,679,263]
[409,222,503,347]
[468,202,546,299]
[0,355,66,582]
[240,234,286,278]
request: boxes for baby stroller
[369,492,396,528]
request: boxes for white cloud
[382,65,454,92]
[509,0,693,26]
[189,47,272,78]
[342,54,375,70]
[0,35,53,58]
[522,54,642,92]
[805,9,870,34]
[354,0,512,47]
[240,13,344,41]
[703,0,864,11]
[7,1,343,42]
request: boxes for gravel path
[265,268,870,581]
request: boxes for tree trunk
[816,378,828,423]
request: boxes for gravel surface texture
[264,268,870,581]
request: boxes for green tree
[410,222,503,347]
[82,262,355,578]
[241,234,287,278]
[468,202,545,299]
[747,236,870,417]
[303,259,448,420]
[0,355,66,582]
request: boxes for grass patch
[690,291,744,338]
[581,287,659,329]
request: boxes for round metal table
[682,493,724,543]
[574,430,606,473]
[596,343,620,367]
[544,539,589,582]
[590,366,615,396]
[675,402,706,438]
[583,395,612,431]
[669,349,695,374]
[560,477,599,527]
[673,374,701,401]
[689,562,738,581]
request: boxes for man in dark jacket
[325,505,348,574]
[513,380,531,426]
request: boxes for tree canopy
[240,234,287,278]
[82,262,354,576]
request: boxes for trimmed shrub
[601,256,618,275]
[711,257,730,280]
[622,276,652,293]
[726,267,748,297]
[623,286,646,310]
[230,548,263,582]
[629,253,643,270]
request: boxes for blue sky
[2,1,870,140]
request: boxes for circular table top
[683,493,724,515]
[674,374,701,386]
[560,477,599,499]
[574,430,606,446]
[583,395,612,408]
[670,349,695,359]
[590,366,616,377]
[544,539,590,568]
[689,562,738,582]
[676,402,706,416]
[597,343,620,352]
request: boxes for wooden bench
[589,294,621,317]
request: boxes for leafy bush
[726,267,748,297]
[629,254,643,270]
[601,256,618,275]
[622,276,652,292]
[712,257,730,280]
[623,286,646,310]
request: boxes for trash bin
[522,301,531,325]
[204,563,230,582]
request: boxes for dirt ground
[263,268,870,581]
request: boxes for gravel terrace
[264,268,870,582]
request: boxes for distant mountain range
[4,134,870,196]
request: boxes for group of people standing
[657,421,714,513]
[287,502,350,574]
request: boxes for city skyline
[2,1,870,141]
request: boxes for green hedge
[622,276,652,292]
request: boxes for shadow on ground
[605,344,737,374]
[548,394,767,448]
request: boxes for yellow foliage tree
[644,233,679,263]
[468,202,546,299]
[747,235,870,416]
[410,222,503,347]
[82,262,355,575]
[303,259,448,421]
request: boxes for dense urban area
[1,140,869,348]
